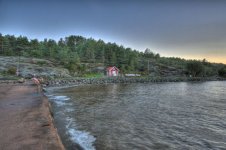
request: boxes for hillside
[0,57,70,79]
[0,34,226,79]
[0,56,225,80]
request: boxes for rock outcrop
[0,56,71,78]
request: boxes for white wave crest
[68,128,96,150]
[65,117,96,150]
[48,95,71,106]
[53,96,70,101]
[47,94,96,150]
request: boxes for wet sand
[0,83,65,150]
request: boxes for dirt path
[0,83,65,150]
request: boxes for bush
[65,63,78,73]
[218,67,226,77]
[186,61,204,77]
[37,61,48,66]
[7,67,17,75]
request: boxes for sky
[0,0,226,64]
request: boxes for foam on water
[68,128,96,150]
[46,93,96,150]
[65,117,96,150]
[53,95,70,101]
[65,108,75,112]
[48,95,70,106]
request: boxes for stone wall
[45,76,226,87]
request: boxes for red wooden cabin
[106,66,119,77]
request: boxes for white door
[112,70,116,76]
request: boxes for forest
[0,33,226,77]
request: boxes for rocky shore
[45,76,226,87]
[0,83,65,150]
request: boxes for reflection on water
[49,81,226,150]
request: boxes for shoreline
[44,76,226,88]
[45,91,96,150]
[0,83,65,150]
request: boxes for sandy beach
[0,82,65,150]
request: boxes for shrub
[65,63,78,73]
[7,67,17,75]
[37,61,48,66]
[218,67,226,77]
[186,61,204,77]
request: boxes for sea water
[47,81,226,150]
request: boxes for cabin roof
[106,66,119,71]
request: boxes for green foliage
[186,61,204,77]
[83,73,104,78]
[0,33,225,77]
[37,61,48,66]
[77,64,87,74]
[7,67,17,75]
[65,62,78,73]
[218,67,226,77]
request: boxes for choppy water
[47,81,226,150]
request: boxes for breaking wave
[46,93,96,150]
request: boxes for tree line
[0,33,225,77]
